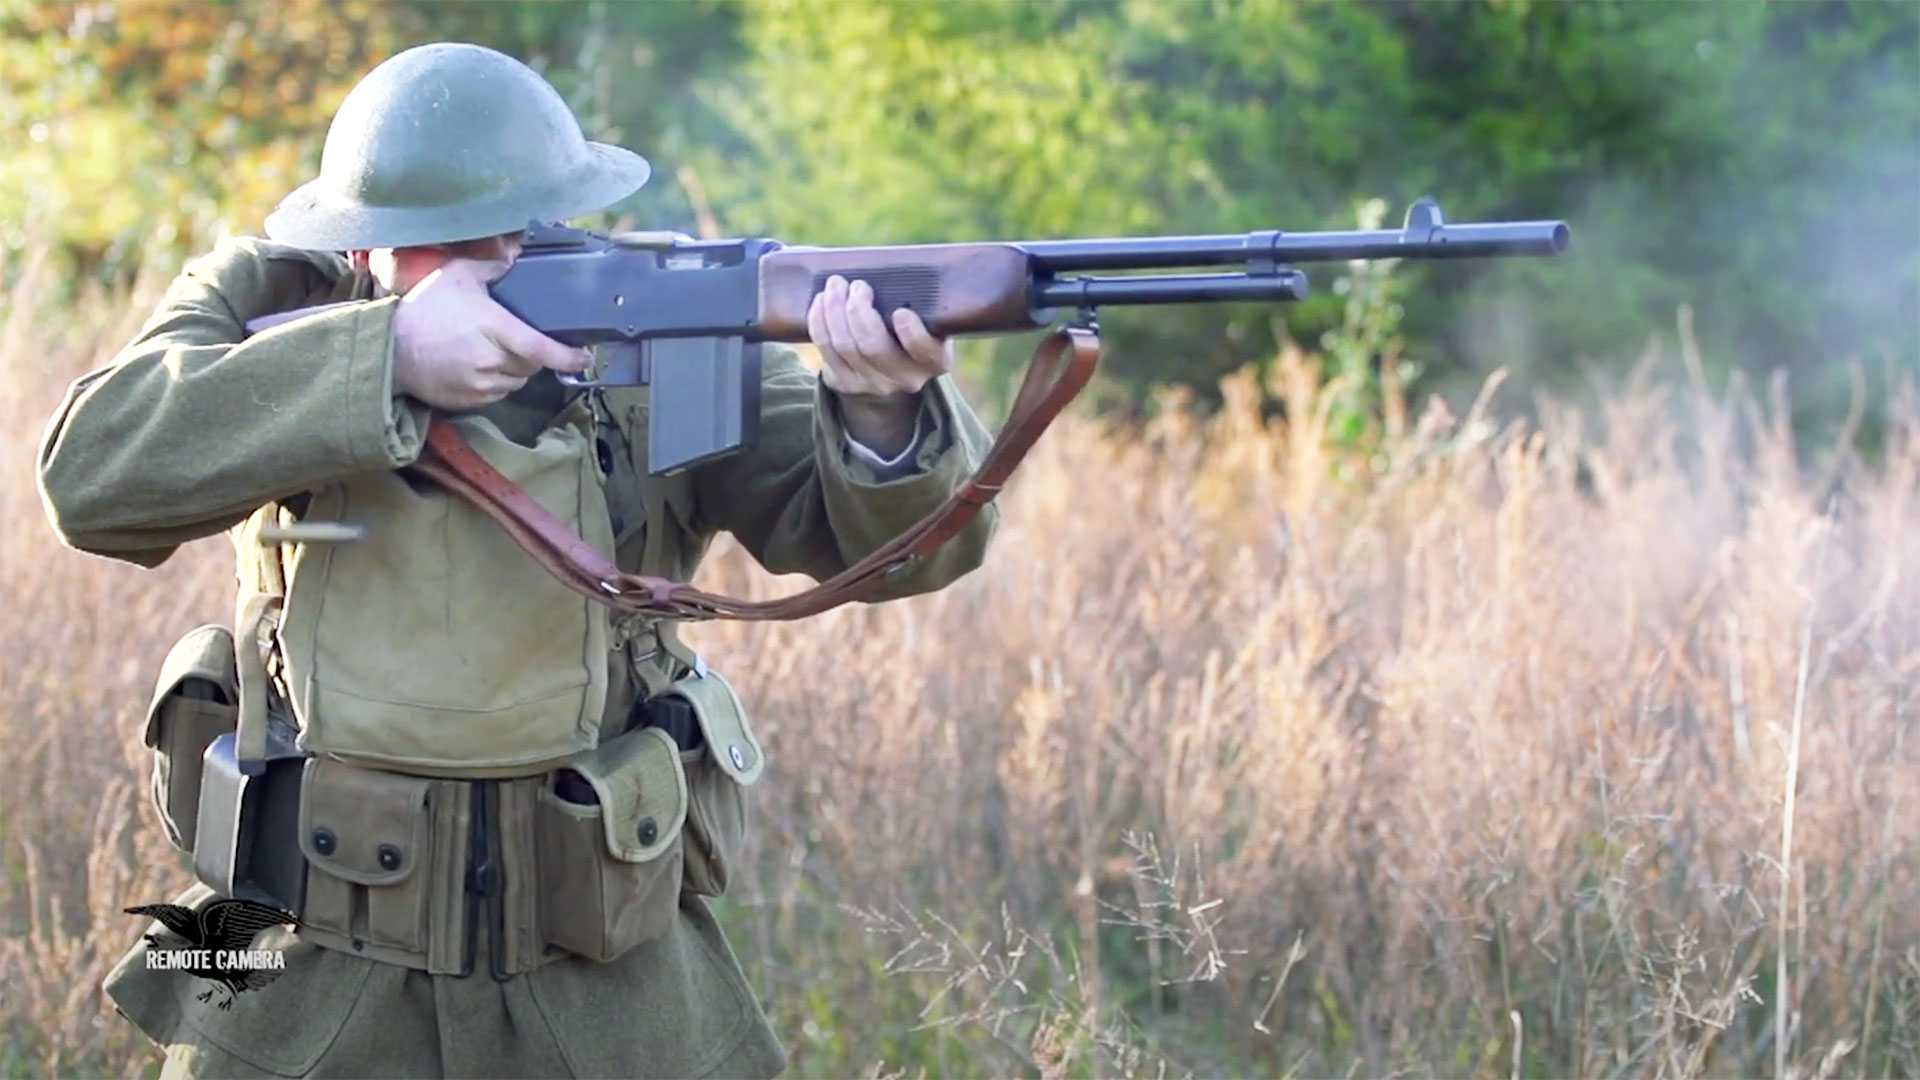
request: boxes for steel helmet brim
[263,141,650,252]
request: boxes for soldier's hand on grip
[390,258,592,411]
[808,275,953,398]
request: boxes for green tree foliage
[4,0,1914,427]
[694,0,1919,416]
[1379,0,1920,417]
[1,0,739,286]
[1,0,410,276]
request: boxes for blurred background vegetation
[3,0,1916,433]
[4,5,1920,1078]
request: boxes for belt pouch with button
[535,725,688,962]
[296,758,471,973]
[653,666,765,899]
[142,624,240,854]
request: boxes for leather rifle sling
[407,325,1101,622]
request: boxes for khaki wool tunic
[36,237,1001,1079]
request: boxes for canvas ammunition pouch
[139,622,310,912]
[142,624,241,853]
[533,726,688,962]
[288,714,718,974]
[143,623,765,976]
[274,403,615,777]
[279,663,763,974]
[660,666,766,899]
[293,757,481,973]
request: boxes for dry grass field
[2,251,1915,1078]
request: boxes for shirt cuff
[844,410,927,481]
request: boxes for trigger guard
[574,342,647,388]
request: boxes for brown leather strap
[411,325,1101,622]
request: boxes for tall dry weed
[1,248,1913,1079]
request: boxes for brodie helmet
[263,42,649,250]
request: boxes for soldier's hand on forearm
[809,275,951,456]
[390,257,591,411]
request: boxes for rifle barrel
[1019,201,1569,272]
[1035,271,1309,309]
[1021,234,1292,272]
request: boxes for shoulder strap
[406,325,1100,622]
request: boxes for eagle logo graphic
[125,899,300,1010]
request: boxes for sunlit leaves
[1,0,1912,418]
[691,0,1181,243]
[1,0,410,274]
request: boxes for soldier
[36,42,998,1078]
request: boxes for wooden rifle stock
[756,243,1050,341]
